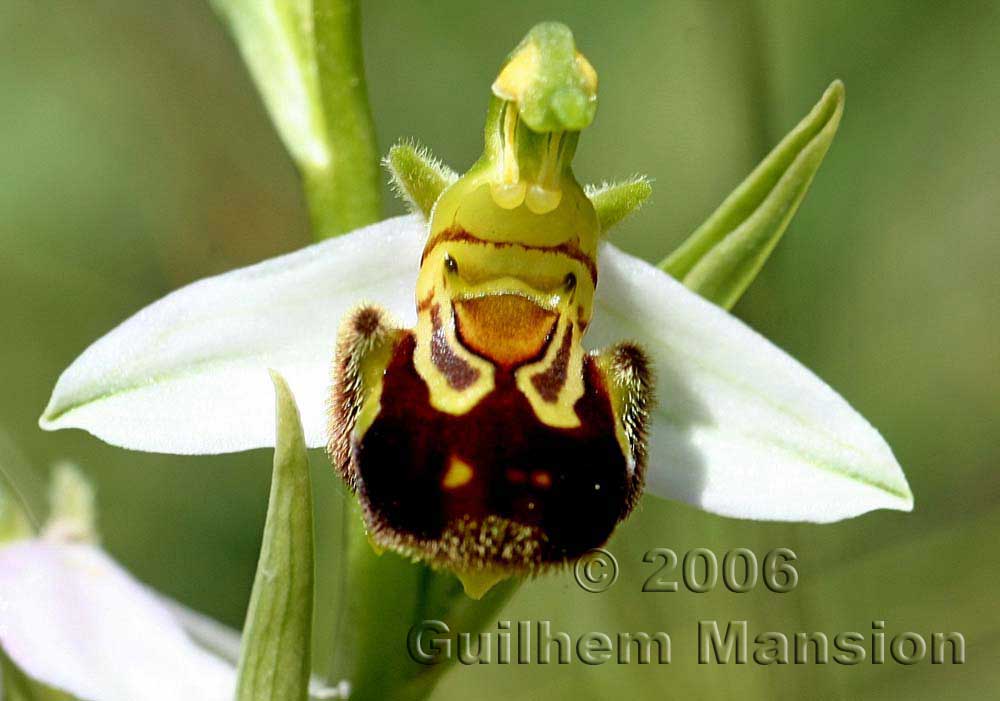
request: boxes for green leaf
[210,0,380,238]
[585,176,652,235]
[660,80,845,310]
[235,371,314,701]
[384,141,458,218]
[210,0,328,173]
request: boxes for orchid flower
[21,13,914,701]
[0,465,236,701]
[38,22,911,559]
[37,208,911,520]
[2,389,348,701]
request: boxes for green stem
[328,501,519,701]
[307,8,519,698]
[309,0,381,239]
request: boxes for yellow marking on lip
[515,316,585,428]
[442,456,475,489]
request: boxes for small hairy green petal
[586,176,653,235]
[660,80,845,310]
[235,372,314,701]
[384,141,458,218]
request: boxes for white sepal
[589,242,912,522]
[40,216,424,454]
[0,541,234,701]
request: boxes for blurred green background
[3,1,998,699]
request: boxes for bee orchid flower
[0,467,236,701]
[39,23,911,593]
